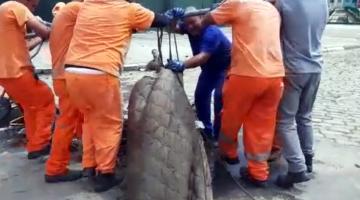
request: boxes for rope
[173,33,179,60]
[30,40,44,60]
[157,28,164,65]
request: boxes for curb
[323,45,360,53]
[36,63,148,75]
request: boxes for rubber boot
[276,171,310,189]
[83,167,96,178]
[240,167,268,188]
[94,173,120,193]
[28,145,51,160]
[304,154,313,173]
[45,170,83,183]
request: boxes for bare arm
[27,36,43,50]
[26,18,51,40]
[184,52,211,69]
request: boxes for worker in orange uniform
[201,0,285,187]
[45,0,85,184]
[0,0,55,159]
[64,0,171,192]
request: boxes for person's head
[183,7,203,36]
[18,0,40,13]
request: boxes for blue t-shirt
[182,25,231,73]
[276,0,328,74]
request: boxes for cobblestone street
[313,50,360,146]
[121,48,360,148]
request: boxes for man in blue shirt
[273,0,328,188]
[166,7,231,142]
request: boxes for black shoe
[45,170,83,183]
[304,154,313,173]
[94,173,120,193]
[268,149,282,163]
[240,168,268,188]
[28,145,51,160]
[83,167,96,178]
[276,171,310,189]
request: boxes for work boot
[83,167,96,178]
[276,171,310,189]
[304,154,313,173]
[223,157,241,178]
[28,145,51,160]
[240,167,268,188]
[94,173,120,193]
[45,170,83,183]
[268,149,282,163]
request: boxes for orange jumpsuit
[64,0,155,174]
[45,2,84,176]
[211,0,285,181]
[0,1,55,153]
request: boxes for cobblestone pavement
[313,50,360,146]
[120,49,360,148]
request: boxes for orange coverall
[64,0,155,174]
[0,1,55,153]
[45,2,84,176]
[210,0,285,181]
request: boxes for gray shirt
[276,0,328,74]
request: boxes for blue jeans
[195,70,226,140]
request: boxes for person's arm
[27,36,43,50]
[26,18,51,40]
[151,13,170,28]
[131,3,157,30]
[183,52,211,69]
[12,3,51,40]
[201,0,237,27]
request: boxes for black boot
[240,167,268,188]
[276,171,310,189]
[94,173,120,193]
[45,170,83,183]
[83,167,96,178]
[304,154,313,173]
[28,145,51,160]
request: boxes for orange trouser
[45,79,83,176]
[65,72,122,173]
[0,70,55,152]
[219,75,283,181]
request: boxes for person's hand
[166,59,185,73]
[165,7,185,20]
[35,16,52,27]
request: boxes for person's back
[50,1,82,79]
[63,0,155,192]
[65,0,154,77]
[277,0,328,73]
[0,1,33,78]
[210,0,284,77]
[275,0,329,188]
